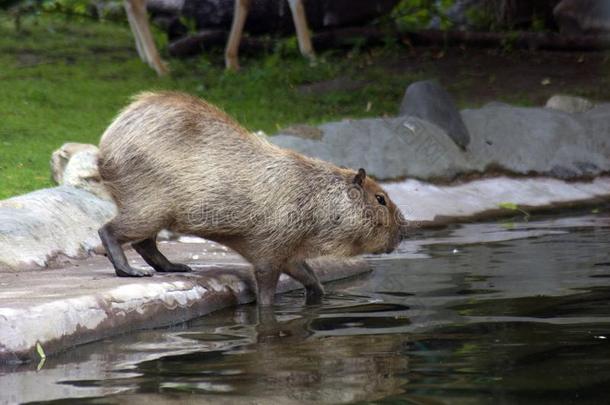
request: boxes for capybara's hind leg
[98,223,153,277]
[132,238,192,273]
[254,263,281,306]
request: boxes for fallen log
[168,27,388,58]
[168,27,610,58]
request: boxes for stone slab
[385,176,610,226]
[0,239,370,364]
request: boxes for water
[2,212,610,404]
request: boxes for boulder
[546,94,594,113]
[446,0,560,30]
[0,186,116,270]
[554,0,610,35]
[0,144,116,269]
[272,116,469,181]
[271,103,610,181]
[398,80,471,150]
[50,143,98,184]
[147,0,184,14]
[461,104,610,177]
[51,143,110,200]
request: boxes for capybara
[98,92,405,305]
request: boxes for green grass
[0,13,420,199]
[5,13,607,199]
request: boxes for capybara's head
[334,168,405,256]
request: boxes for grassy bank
[1,13,608,199]
[0,14,419,198]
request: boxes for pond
[2,211,610,404]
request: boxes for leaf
[499,202,519,211]
[36,342,46,359]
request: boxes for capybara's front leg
[98,224,153,277]
[132,238,192,273]
[285,261,325,305]
[254,264,281,306]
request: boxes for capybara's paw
[116,267,154,277]
[305,284,325,305]
[159,263,192,273]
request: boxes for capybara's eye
[375,194,386,206]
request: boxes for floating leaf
[499,202,519,211]
[36,342,46,359]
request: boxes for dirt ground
[373,46,609,107]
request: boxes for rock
[272,103,610,181]
[51,143,110,200]
[317,0,399,28]
[0,144,118,269]
[546,94,594,113]
[385,176,610,225]
[272,116,469,181]
[152,15,189,41]
[554,0,610,35]
[461,105,610,178]
[147,0,184,14]
[0,244,370,362]
[50,143,98,184]
[398,80,471,150]
[0,186,116,270]
[447,0,560,30]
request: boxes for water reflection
[2,212,610,404]
[137,302,412,404]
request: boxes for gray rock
[272,116,469,181]
[0,186,116,269]
[546,94,594,114]
[0,244,369,363]
[147,0,184,14]
[554,0,610,35]
[446,0,558,30]
[51,143,111,200]
[462,105,610,177]
[399,80,471,150]
[271,103,610,181]
[50,143,98,184]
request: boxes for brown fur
[98,91,404,304]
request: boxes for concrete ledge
[384,176,610,226]
[0,240,370,364]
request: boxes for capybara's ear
[353,168,366,186]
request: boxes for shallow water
[2,212,610,404]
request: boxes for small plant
[498,202,530,221]
[391,0,455,31]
